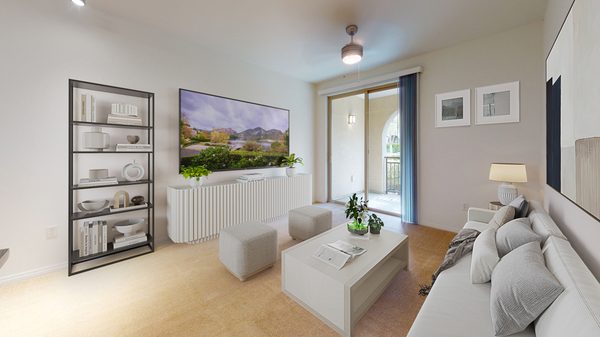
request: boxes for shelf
[71,79,153,98]
[73,179,153,190]
[73,151,153,154]
[71,202,153,221]
[73,121,152,130]
[71,234,153,264]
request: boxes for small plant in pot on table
[368,213,384,234]
[281,153,303,177]
[345,193,369,235]
[181,165,211,188]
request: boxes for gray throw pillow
[490,242,564,336]
[495,218,542,257]
[488,205,515,230]
[509,195,529,218]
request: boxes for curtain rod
[317,66,423,96]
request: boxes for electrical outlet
[46,226,57,239]
[462,203,469,211]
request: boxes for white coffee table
[282,224,409,337]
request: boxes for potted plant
[368,213,384,234]
[281,153,304,177]
[181,165,211,188]
[345,193,369,235]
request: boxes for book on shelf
[115,143,152,152]
[78,221,108,257]
[78,177,119,187]
[114,231,146,243]
[113,235,147,249]
[109,202,148,213]
[78,94,97,123]
[107,114,143,126]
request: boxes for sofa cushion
[464,220,492,233]
[535,237,600,337]
[527,200,567,242]
[490,242,564,336]
[470,228,499,284]
[495,218,542,257]
[488,206,515,230]
[407,253,535,337]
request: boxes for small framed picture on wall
[475,81,520,125]
[435,89,470,128]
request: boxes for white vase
[286,167,296,177]
[188,177,205,188]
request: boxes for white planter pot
[187,176,205,188]
[286,167,296,177]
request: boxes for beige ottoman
[219,221,277,281]
[289,205,332,240]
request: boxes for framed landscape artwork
[475,81,520,125]
[546,0,600,221]
[435,89,470,128]
[179,89,289,171]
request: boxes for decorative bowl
[127,135,140,144]
[78,199,109,212]
[114,218,145,236]
[347,222,368,236]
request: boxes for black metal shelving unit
[68,79,155,275]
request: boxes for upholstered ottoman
[288,205,332,240]
[219,221,277,281]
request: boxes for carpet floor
[0,204,454,337]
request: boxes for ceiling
[87,0,546,83]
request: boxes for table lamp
[489,163,527,205]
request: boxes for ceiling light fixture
[341,25,363,65]
[72,0,86,7]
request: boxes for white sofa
[407,201,600,337]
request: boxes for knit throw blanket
[418,228,480,296]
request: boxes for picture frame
[435,89,471,128]
[475,81,520,125]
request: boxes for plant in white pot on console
[281,153,303,177]
[181,165,211,188]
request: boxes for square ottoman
[289,205,332,240]
[219,221,277,281]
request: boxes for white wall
[315,22,545,232]
[543,0,600,279]
[0,1,314,279]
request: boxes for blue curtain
[400,73,418,224]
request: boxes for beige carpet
[0,204,454,337]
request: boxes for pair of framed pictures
[434,81,519,128]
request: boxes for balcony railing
[385,156,401,194]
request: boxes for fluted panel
[576,137,600,218]
[167,174,312,244]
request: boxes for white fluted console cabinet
[167,174,312,244]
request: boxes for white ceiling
[87,0,546,83]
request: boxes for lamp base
[498,183,518,205]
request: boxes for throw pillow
[496,218,542,257]
[490,242,564,336]
[488,205,515,230]
[509,195,530,218]
[470,228,499,284]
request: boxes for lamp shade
[489,163,527,183]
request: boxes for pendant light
[72,0,86,7]
[341,25,363,65]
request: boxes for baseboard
[0,262,67,285]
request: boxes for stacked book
[113,231,147,249]
[79,221,108,257]
[107,114,143,126]
[78,176,118,187]
[116,143,152,152]
[79,94,97,123]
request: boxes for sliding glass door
[328,84,401,216]
[330,93,365,203]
